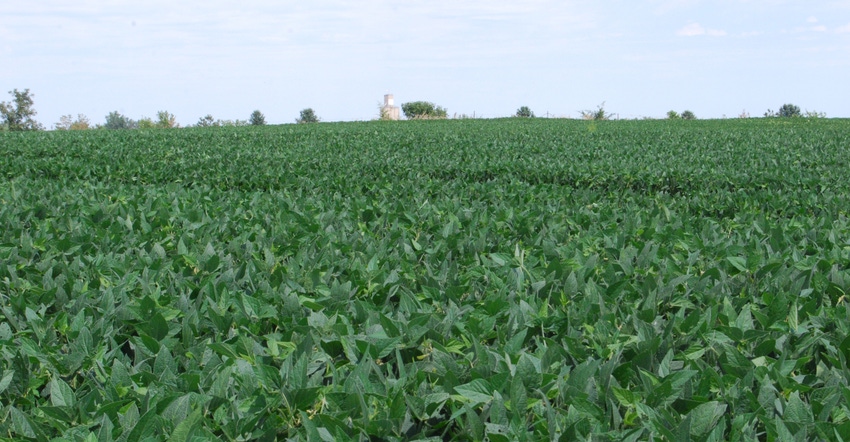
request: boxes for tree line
[0,88,829,132]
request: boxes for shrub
[581,102,611,121]
[401,101,447,119]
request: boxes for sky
[2,1,849,127]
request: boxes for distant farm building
[382,94,400,120]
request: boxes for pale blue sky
[2,1,848,126]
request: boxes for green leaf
[9,406,36,438]
[0,370,14,394]
[49,378,76,407]
[726,256,747,272]
[145,312,169,341]
[454,379,494,406]
[168,408,203,442]
[784,391,813,425]
[687,401,727,437]
[788,300,799,333]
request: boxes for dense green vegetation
[1,118,850,440]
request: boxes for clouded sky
[2,1,848,126]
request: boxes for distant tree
[219,119,248,127]
[196,114,218,127]
[250,110,266,126]
[104,111,137,130]
[666,110,680,120]
[515,106,535,118]
[296,108,319,124]
[138,117,155,129]
[155,110,178,128]
[401,101,447,119]
[0,88,44,131]
[778,103,801,118]
[54,113,91,130]
[581,102,611,121]
[681,110,696,120]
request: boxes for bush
[296,108,319,124]
[401,101,447,119]
[515,106,535,118]
[581,102,611,121]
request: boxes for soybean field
[2,118,850,440]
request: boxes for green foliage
[138,117,155,129]
[778,103,802,118]
[2,118,850,439]
[0,88,44,131]
[401,101,447,119]
[249,110,266,126]
[296,108,319,124]
[515,106,535,118]
[581,102,611,120]
[669,110,697,120]
[196,114,218,127]
[767,103,803,118]
[156,110,178,128]
[104,111,137,130]
[54,114,91,130]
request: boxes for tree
[401,101,447,119]
[296,108,319,124]
[681,110,696,120]
[54,114,91,130]
[515,106,535,118]
[155,110,178,128]
[666,110,681,120]
[250,110,266,126]
[778,103,801,118]
[197,114,218,127]
[138,117,155,129]
[104,111,137,130]
[0,89,44,131]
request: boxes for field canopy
[1,118,850,440]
